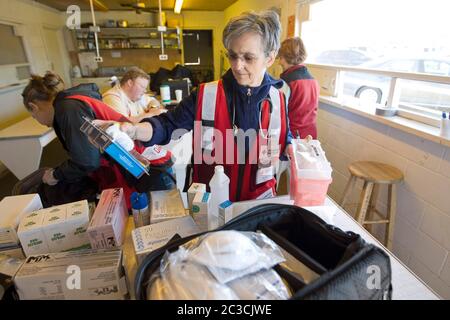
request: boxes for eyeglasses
[226,51,262,64]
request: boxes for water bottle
[160,85,171,105]
[131,192,150,227]
[209,166,230,220]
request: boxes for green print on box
[28,238,43,247]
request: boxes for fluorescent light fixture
[174,0,183,14]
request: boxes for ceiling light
[174,0,183,14]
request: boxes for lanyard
[231,95,274,139]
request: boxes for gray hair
[223,10,281,57]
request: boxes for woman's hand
[42,169,58,186]
[119,122,137,139]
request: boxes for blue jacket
[143,69,292,154]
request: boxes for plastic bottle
[131,192,150,227]
[160,85,171,105]
[209,166,230,220]
[440,112,450,139]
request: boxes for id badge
[256,166,274,185]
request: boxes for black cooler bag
[135,204,392,300]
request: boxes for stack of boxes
[1,188,132,300]
[17,200,91,257]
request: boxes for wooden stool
[339,161,404,250]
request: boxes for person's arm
[92,90,197,145]
[139,90,197,146]
[52,101,102,182]
[127,107,167,124]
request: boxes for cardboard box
[132,216,200,264]
[149,189,188,224]
[218,200,233,226]
[14,249,127,300]
[0,194,42,248]
[65,200,91,250]
[42,200,91,253]
[88,188,128,249]
[0,253,24,299]
[42,206,69,252]
[17,211,49,257]
[80,119,148,178]
[192,192,211,232]
[0,244,25,260]
[17,200,91,256]
[187,183,206,211]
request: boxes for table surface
[0,117,53,140]
[121,195,440,300]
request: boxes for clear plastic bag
[146,231,290,300]
[147,249,238,300]
[228,269,291,300]
[184,230,285,284]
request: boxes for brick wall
[318,102,450,299]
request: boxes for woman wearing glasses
[105,10,293,201]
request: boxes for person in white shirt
[103,67,166,123]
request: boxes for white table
[0,117,56,180]
[321,197,440,300]
[122,195,440,300]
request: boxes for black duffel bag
[134,204,392,300]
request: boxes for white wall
[318,102,450,299]
[0,0,70,129]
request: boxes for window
[301,0,450,125]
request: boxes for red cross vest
[192,80,288,202]
[65,94,145,208]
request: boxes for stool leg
[366,184,380,233]
[340,175,356,209]
[385,184,397,250]
[355,182,374,226]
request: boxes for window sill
[319,95,450,148]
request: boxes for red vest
[192,81,288,202]
[65,95,144,208]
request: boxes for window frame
[305,62,450,127]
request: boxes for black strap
[182,154,194,192]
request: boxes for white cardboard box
[88,188,128,249]
[17,211,49,257]
[218,200,233,226]
[14,249,127,300]
[0,194,42,247]
[187,183,206,211]
[150,189,188,224]
[132,216,200,264]
[65,200,91,250]
[192,192,211,232]
[42,206,69,252]
[17,200,91,256]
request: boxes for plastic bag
[147,231,290,300]
[228,269,291,300]
[147,249,238,300]
[185,230,285,284]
